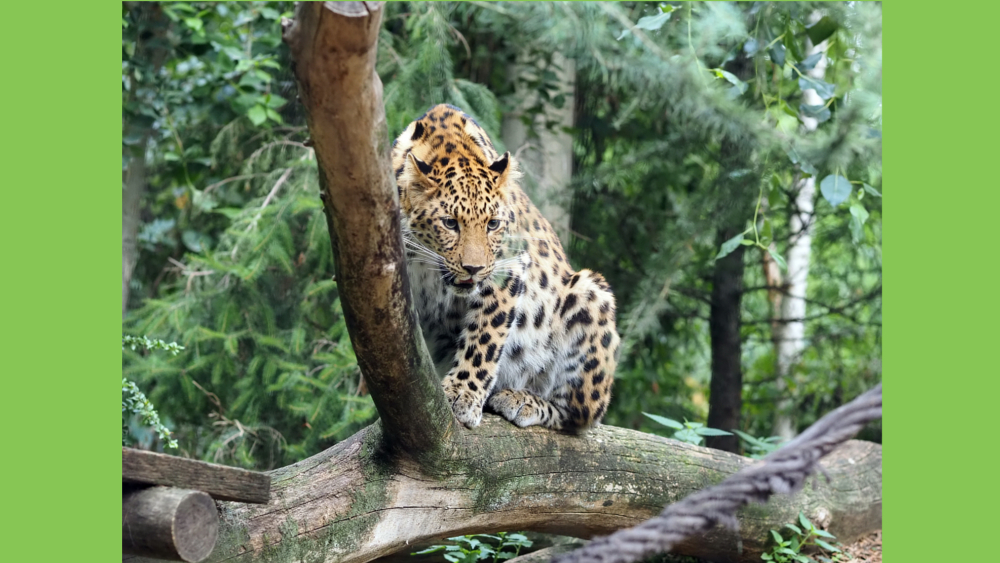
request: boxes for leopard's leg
[551,270,621,430]
[441,282,517,428]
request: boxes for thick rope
[551,384,882,563]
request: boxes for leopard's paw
[443,380,484,428]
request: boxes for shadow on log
[124,3,881,562]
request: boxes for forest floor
[842,529,882,563]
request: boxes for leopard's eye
[487,219,501,231]
[443,218,459,231]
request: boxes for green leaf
[795,52,823,73]
[695,428,732,437]
[798,77,836,100]
[799,104,831,123]
[716,231,747,260]
[771,530,784,544]
[713,69,748,94]
[673,428,702,445]
[768,248,787,270]
[798,513,814,531]
[814,540,840,552]
[849,203,869,241]
[761,553,773,561]
[617,6,675,40]
[806,16,838,45]
[247,105,268,126]
[863,183,882,198]
[811,529,836,539]
[769,43,786,67]
[783,523,803,535]
[643,412,684,429]
[819,175,851,206]
[412,546,447,555]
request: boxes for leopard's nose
[463,265,484,276]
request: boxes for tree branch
[282,1,453,459]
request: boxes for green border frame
[8,1,982,561]
[5,2,119,562]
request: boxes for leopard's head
[396,115,518,296]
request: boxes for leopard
[391,104,620,431]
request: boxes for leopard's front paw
[443,379,484,428]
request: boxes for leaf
[616,7,674,40]
[412,546,447,555]
[643,412,683,429]
[771,530,785,544]
[716,231,747,260]
[799,104,831,123]
[815,540,840,552]
[798,77,836,100]
[863,183,882,198]
[181,230,212,253]
[819,175,852,206]
[812,529,836,539]
[247,105,268,126]
[769,43,786,67]
[695,427,733,436]
[713,69,748,94]
[798,512,814,531]
[674,429,702,445]
[783,523,803,536]
[806,16,838,45]
[768,248,787,270]
[795,52,823,73]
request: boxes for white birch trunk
[773,21,828,440]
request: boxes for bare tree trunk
[705,226,745,453]
[123,133,149,318]
[501,52,575,243]
[122,2,167,318]
[125,5,882,563]
[773,18,828,441]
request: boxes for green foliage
[731,430,782,459]
[643,412,732,446]
[761,513,847,563]
[122,335,184,449]
[412,533,533,563]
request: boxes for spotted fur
[392,104,620,431]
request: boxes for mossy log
[197,417,878,563]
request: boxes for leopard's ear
[402,152,438,197]
[488,151,517,195]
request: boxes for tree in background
[123,1,881,468]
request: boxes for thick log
[123,447,270,504]
[186,417,879,563]
[123,486,219,562]
[283,0,453,460]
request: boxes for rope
[551,384,882,563]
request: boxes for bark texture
[282,1,453,459]
[706,226,746,453]
[203,419,879,563]
[126,5,882,562]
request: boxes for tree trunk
[123,132,149,318]
[501,52,575,243]
[705,226,746,453]
[773,16,828,440]
[122,2,168,318]
[126,5,882,562]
